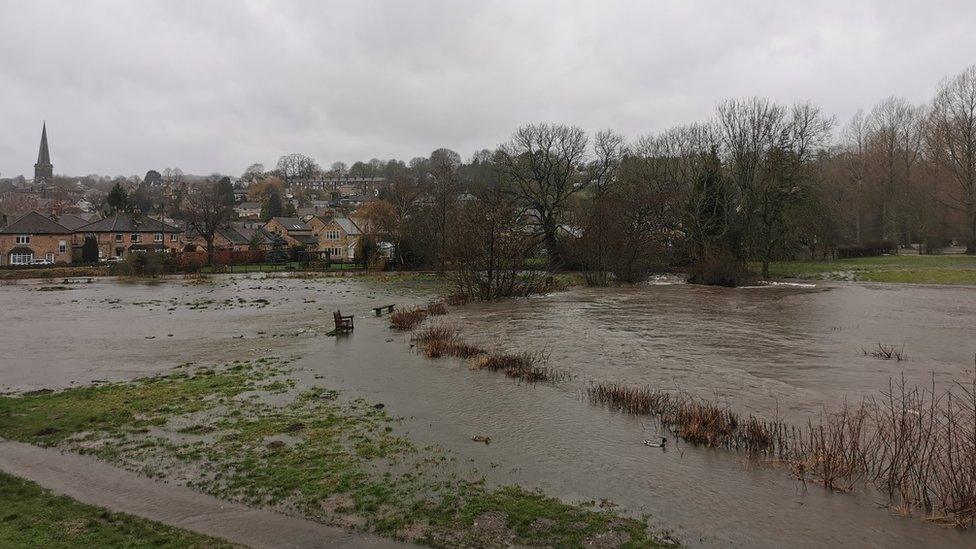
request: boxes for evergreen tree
[106,182,130,213]
[261,191,283,220]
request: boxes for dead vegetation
[390,306,428,331]
[863,343,906,361]
[586,372,976,527]
[471,350,565,383]
[410,325,565,383]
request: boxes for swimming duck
[643,437,667,448]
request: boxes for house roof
[236,202,262,209]
[333,217,362,236]
[0,211,72,234]
[77,213,181,233]
[269,217,310,232]
[292,234,318,245]
[53,213,95,230]
[216,225,251,245]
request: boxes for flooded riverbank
[2,275,974,546]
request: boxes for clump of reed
[472,350,565,383]
[411,324,486,359]
[585,372,976,528]
[390,306,428,331]
[426,301,448,316]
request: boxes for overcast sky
[2,0,975,177]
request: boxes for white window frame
[10,252,33,265]
[58,240,67,254]
[154,232,163,242]
[15,235,30,244]
[131,233,141,243]
[170,233,177,242]
[115,233,123,242]
[45,252,54,262]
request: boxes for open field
[0,471,229,549]
[767,254,976,284]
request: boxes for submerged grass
[0,358,668,548]
[0,471,230,548]
[767,254,976,284]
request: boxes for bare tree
[865,97,925,243]
[929,65,976,253]
[497,124,621,266]
[184,180,236,266]
[275,153,318,186]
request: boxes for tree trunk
[762,258,770,280]
[967,199,976,255]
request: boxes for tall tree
[497,124,622,265]
[183,182,236,266]
[106,182,130,213]
[276,153,318,186]
[929,65,976,253]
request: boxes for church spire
[34,122,53,182]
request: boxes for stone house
[75,213,183,260]
[263,217,319,251]
[306,215,363,260]
[0,211,74,265]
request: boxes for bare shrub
[390,306,428,331]
[426,301,448,316]
[472,350,564,383]
[862,343,906,361]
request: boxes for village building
[305,215,363,260]
[263,217,319,251]
[0,211,74,265]
[75,213,183,259]
[234,202,262,219]
[185,224,252,252]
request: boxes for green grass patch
[0,471,230,548]
[766,254,976,284]
[0,359,671,548]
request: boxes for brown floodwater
[2,275,975,547]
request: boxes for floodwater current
[2,275,974,547]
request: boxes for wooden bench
[62,277,94,284]
[333,310,354,333]
[372,304,395,316]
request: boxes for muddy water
[294,281,976,548]
[0,275,437,391]
[2,276,975,547]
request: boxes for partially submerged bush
[472,350,564,383]
[426,301,448,316]
[390,306,428,331]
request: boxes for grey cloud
[1,0,975,176]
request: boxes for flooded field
[2,275,975,547]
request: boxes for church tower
[34,122,53,182]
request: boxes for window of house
[170,233,177,242]
[45,253,54,262]
[154,233,162,242]
[10,252,32,265]
[333,247,342,257]
[115,248,124,258]
[15,235,29,244]
[115,233,123,242]
[58,241,67,254]
[131,233,141,243]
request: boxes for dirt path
[0,439,412,549]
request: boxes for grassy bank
[0,265,111,281]
[767,254,976,284]
[0,358,671,548]
[0,471,229,548]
